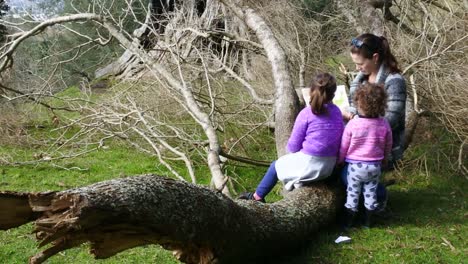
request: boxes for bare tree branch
[0,14,103,72]
[218,0,300,157]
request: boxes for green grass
[1,226,178,264]
[2,140,465,263]
[279,171,467,264]
[0,145,164,192]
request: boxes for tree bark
[0,174,342,264]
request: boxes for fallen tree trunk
[0,174,342,264]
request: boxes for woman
[342,33,407,212]
[239,73,344,202]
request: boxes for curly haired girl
[338,83,393,228]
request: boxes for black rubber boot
[343,208,356,230]
[363,209,375,228]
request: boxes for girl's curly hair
[354,83,387,117]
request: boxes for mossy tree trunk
[0,174,342,264]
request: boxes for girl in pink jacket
[338,83,392,228]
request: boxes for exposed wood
[336,0,385,35]
[382,6,426,39]
[0,191,39,229]
[95,4,154,79]
[361,1,385,36]
[337,0,418,37]
[0,174,342,264]
[336,0,364,34]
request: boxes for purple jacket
[287,104,344,157]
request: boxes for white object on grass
[334,236,352,244]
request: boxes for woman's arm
[342,111,355,122]
[383,121,393,165]
[338,122,353,164]
[347,72,365,116]
[384,76,406,130]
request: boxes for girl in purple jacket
[338,83,392,228]
[239,73,344,202]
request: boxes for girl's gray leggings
[345,162,381,211]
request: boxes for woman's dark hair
[354,83,387,118]
[350,33,401,73]
[309,72,337,115]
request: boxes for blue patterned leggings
[345,162,381,211]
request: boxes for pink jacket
[338,117,393,163]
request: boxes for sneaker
[237,192,266,203]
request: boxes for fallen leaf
[441,237,456,251]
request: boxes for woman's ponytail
[380,36,401,73]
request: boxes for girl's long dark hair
[350,33,401,73]
[309,72,336,115]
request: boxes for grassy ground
[282,171,467,264]
[279,129,467,264]
[1,139,466,263]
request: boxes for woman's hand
[342,111,355,121]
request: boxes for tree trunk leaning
[0,174,342,264]
[220,0,301,157]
